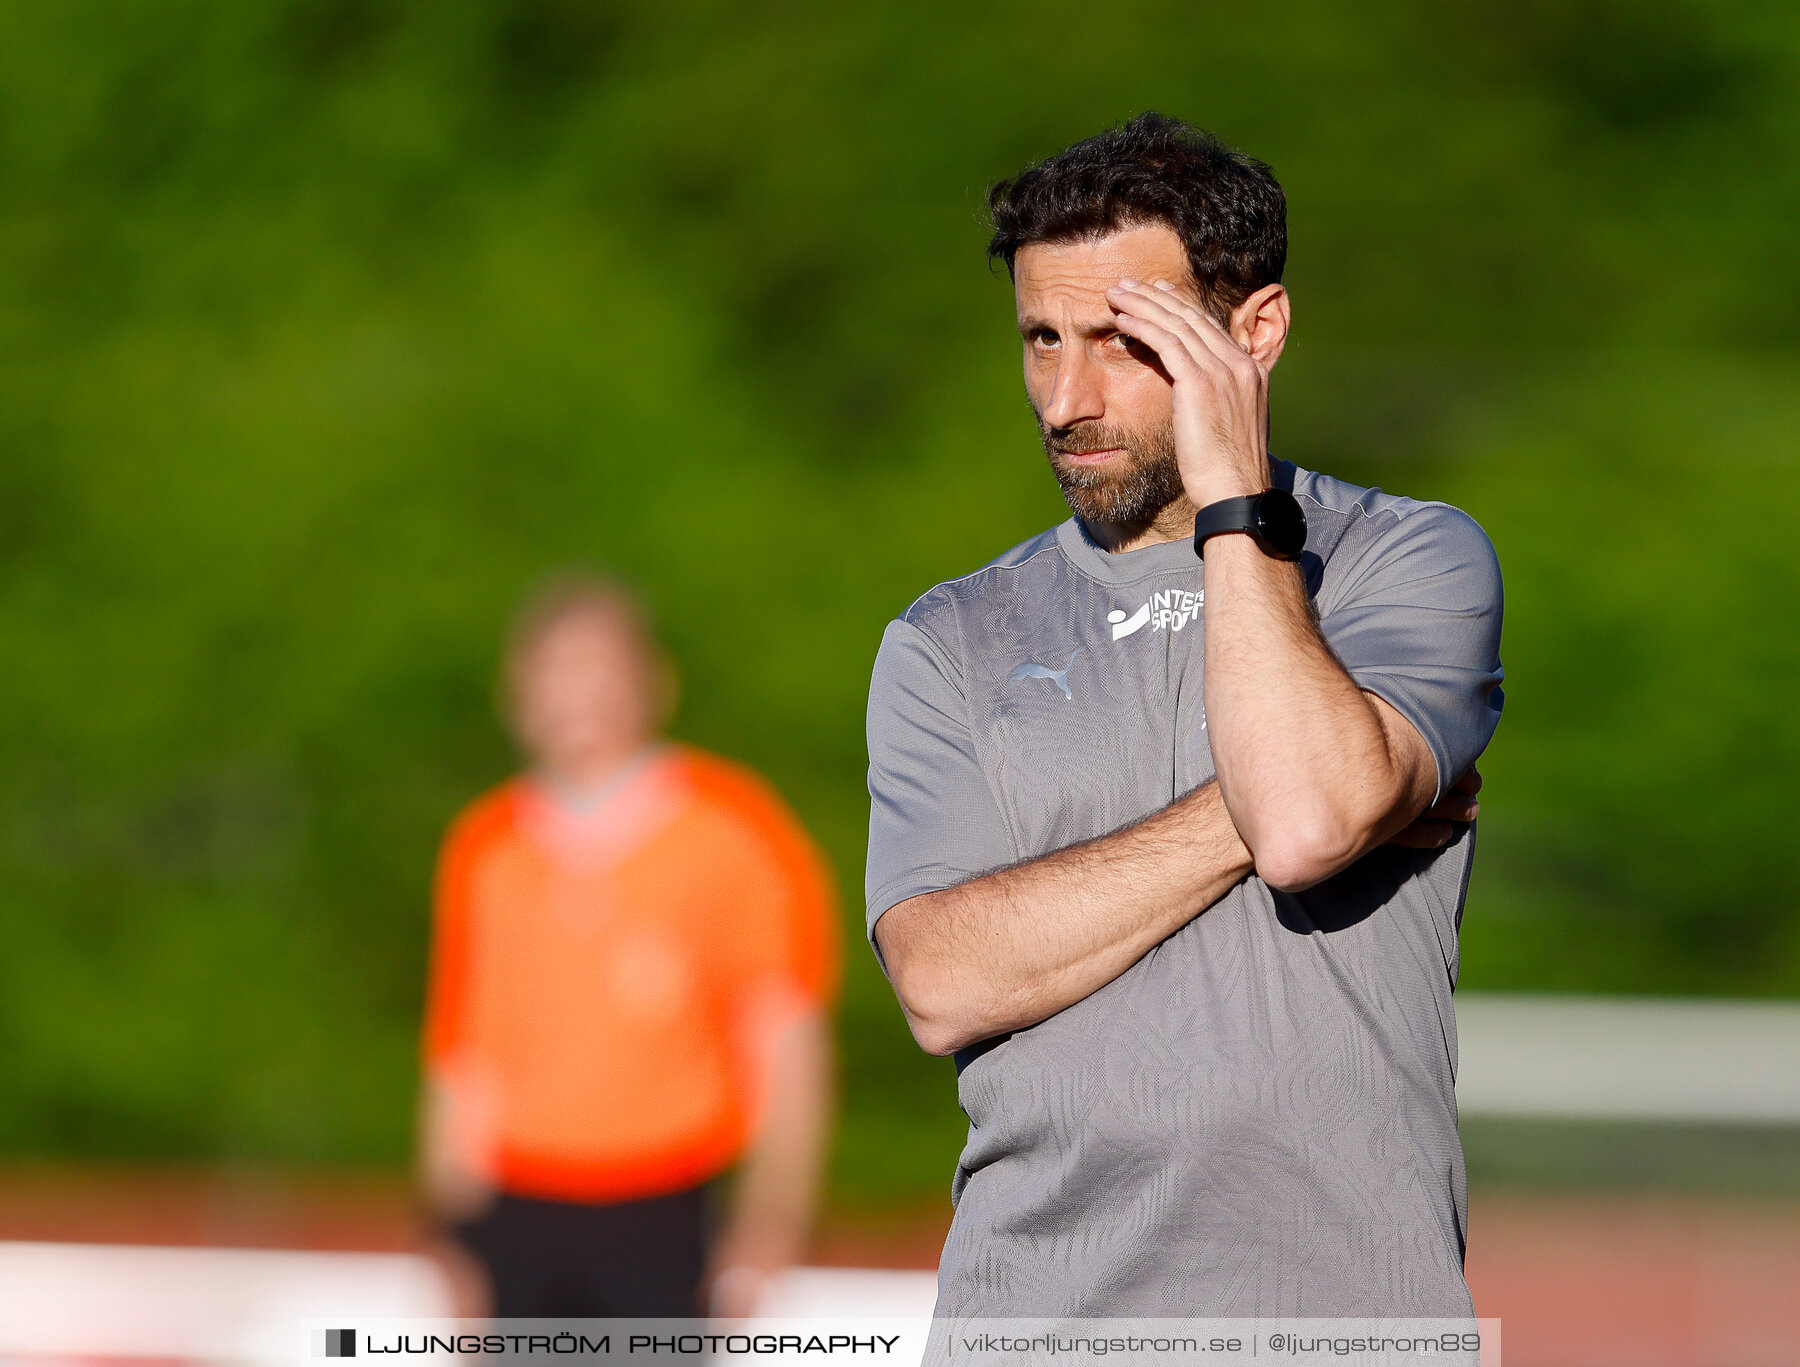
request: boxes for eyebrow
[1016,315,1121,338]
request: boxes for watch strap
[1192,494,1265,558]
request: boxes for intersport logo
[1109,587,1204,639]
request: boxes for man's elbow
[1250,813,1369,892]
[902,1009,970,1059]
[888,968,982,1058]
[875,926,974,1058]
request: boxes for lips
[1057,447,1126,464]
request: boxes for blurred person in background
[419,576,838,1317]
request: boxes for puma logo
[1009,648,1085,701]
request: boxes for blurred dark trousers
[452,1184,712,1317]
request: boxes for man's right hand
[1387,767,1481,849]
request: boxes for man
[421,577,838,1316]
[866,114,1503,1317]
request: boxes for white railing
[1456,992,1800,1123]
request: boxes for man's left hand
[1105,277,1271,507]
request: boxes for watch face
[1255,489,1308,559]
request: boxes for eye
[1111,333,1157,363]
[1028,328,1060,350]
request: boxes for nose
[1040,346,1105,434]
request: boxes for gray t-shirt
[865,460,1504,1317]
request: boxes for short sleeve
[420,788,515,1071]
[685,754,841,1010]
[1317,504,1505,803]
[865,616,1017,951]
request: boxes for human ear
[1229,284,1290,369]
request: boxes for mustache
[1040,420,1146,457]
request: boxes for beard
[1039,415,1185,526]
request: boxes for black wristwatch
[1192,488,1307,561]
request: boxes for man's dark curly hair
[987,113,1286,321]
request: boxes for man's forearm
[709,1008,831,1315]
[875,781,1252,1056]
[1096,279,1437,892]
[1202,533,1432,890]
[416,1074,495,1222]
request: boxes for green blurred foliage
[0,0,1796,1202]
